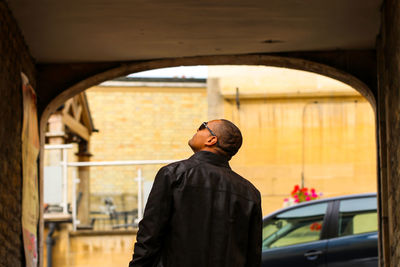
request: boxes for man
[129,119,262,267]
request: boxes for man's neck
[200,147,219,154]
[199,147,229,159]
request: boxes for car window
[338,197,377,237]
[262,202,328,250]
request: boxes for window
[338,197,377,237]
[262,202,328,249]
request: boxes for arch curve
[37,54,377,254]
[40,53,375,136]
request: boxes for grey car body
[262,193,378,267]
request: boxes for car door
[326,196,378,267]
[262,201,331,267]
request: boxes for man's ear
[205,136,218,147]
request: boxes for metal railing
[68,159,177,230]
[44,144,179,230]
[45,144,177,230]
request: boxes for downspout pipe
[46,222,57,267]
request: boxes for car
[262,193,378,267]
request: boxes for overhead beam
[37,50,377,118]
[37,62,121,115]
[61,113,90,141]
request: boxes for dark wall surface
[377,0,400,266]
[0,1,36,266]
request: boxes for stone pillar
[207,77,224,120]
[46,112,65,165]
[377,0,400,266]
[47,112,65,145]
[76,141,92,227]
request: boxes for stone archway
[41,54,376,126]
[38,53,378,264]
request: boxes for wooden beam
[79,93,93,133]
[76,141,91,227]
[62,113,90,140]
[71,96,79,116]
[75,104,82,121]
[63,99,73,115]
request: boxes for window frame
[327,195,378,239]
[262,199,335,250]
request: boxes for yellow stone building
[86,77,208,218]
[86,66,376,216]
[209,66,376,215]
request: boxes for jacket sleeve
[129,166,174,267]
[246,193,262,267]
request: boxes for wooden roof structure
[46,92,95,143]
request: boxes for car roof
[263,192,376,221]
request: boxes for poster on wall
[21,72,39,267]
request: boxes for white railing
[44,144,74,214]
[67,159,178,230]
[44,144,179,230]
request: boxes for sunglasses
[198,122,217,137]
[198,122,232,153]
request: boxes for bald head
[212,119,243,159]
[188,119,243,159]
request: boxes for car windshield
[262,202,327,249]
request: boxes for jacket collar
[190,151,231,169]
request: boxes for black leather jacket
[129,151,262,267]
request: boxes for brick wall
[86,84,207,214]
[0,1,36,266]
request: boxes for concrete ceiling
[8,0,382,63]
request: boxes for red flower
[285,185,321,205]
[310,222,322,231]
[291,185,300,195]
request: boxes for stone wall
[0,1,36,266]
[226,95,377,215]
[85,84,207,217]
[377,0,400,266]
